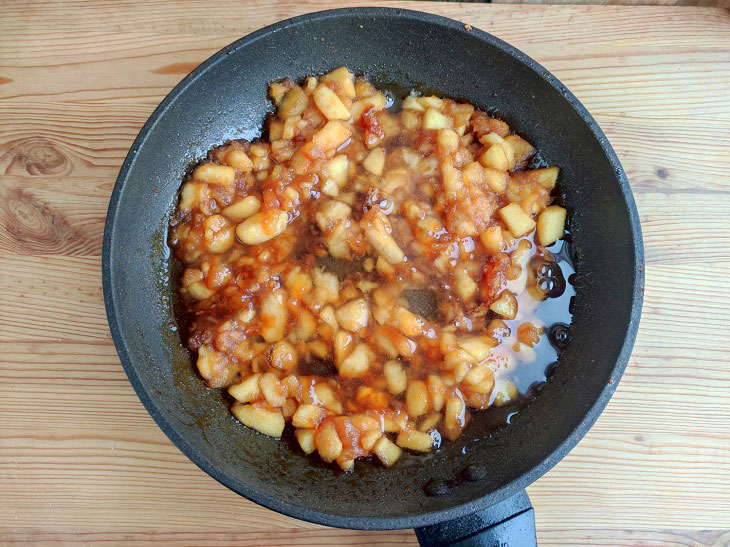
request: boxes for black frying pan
[102,8,643,545]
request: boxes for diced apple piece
[383,360,407,395]
[259,289,288,343]
[284,266,313,301]
[313,84,351,120]
[363,210,405,264]
[437,129,459,153]
[314,420,343,462]
[312,120,352,151]
[236,209,289,245]
[282,116,300,140]
[338,343,373,378]
[336,298,369,332]
[270,340,298,371]
[498,202,536,237]
[295,428,316,454]
[484,168,509,194]
[418,96,443,109]
[426,375,446,412]
[319,305,339,332]
[464,364,489,386]
[443,394,468,441]
[454,268,478,303]
[373,436,402,467]
[268,81,290,105]
[480,225,505,255]
[193,163,235,186]
[537,205,567,246]
[396,429,435,452]
[258,372,286,407]
[402,95,424,111]
[222,195,261,222]
[278,86,308,119]
[402,110,421,130]
[489,289,518,319]
[350,414,380,433]
[313,383,343,414]
[228,373,262,403]
[493,378,519,407]
[269,120,284,140]
[535,166,559,190]
[362,147,385,176]
[423,108,448,130]
[479,144,510,171]
[231,404,285,437]
[315,199,351,231]
[292,403,326,429]
[360,429,383,451]
[487,118,510,137]
[462,161,485,187]
[457,335,497,361]
[224,148,254,172]
[321,154,349,189]
[196,345,236,388]
[504,135,535,165]
[320,66,356,100]
[178,182,198,211]
[418,413,442,433]
[479,132,505,147]
[406,380,430,418]
[337,458,355,471]
[350,92,387,119]
[480,134,514,166]
[471,374,496,395]
[393,306,426,337]
[321,179,338,196]
[187,281,214,300]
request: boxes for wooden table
[1,1,729,545]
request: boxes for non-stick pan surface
[103,7,643,533]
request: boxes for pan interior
[104,8,642,529]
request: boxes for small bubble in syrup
[526,381,546,398]
[533,260,566,298]
[548,324,572,351]
[462,464,487,482]
[424,479,450,497]
[545,361,559,378]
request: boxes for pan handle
[414,490,536,546]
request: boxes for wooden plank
[2,337,729,435]
[2,173,729,259]
[2,105,729,190]
[0,257,106,341]
[3,251,729,343]
[1,528,729,547]
[1,1,729,545]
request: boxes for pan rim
[102,6,644,530]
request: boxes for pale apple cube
[537,205,567,246]
[231,404,285,438]
[498,202,536,238]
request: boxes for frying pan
[102,8,643,545]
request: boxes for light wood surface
[1,1,729,545]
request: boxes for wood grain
[1,1,729,545]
